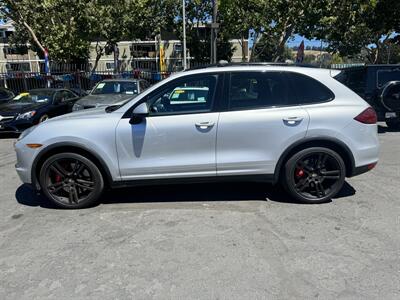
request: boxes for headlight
[18,125,37,140]
[72,103,83,111]
[16,111,36,120]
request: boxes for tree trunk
[91,42,104,75]
[22,21,46,56]
[273,23,294,62]
[240,35,247,62]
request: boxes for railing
[0,69,172,94]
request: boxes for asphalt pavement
[0,124,399,299]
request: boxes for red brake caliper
[295,169,305,178]
[55,174,62,182]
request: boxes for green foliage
[219,0,331,62]
[1,0,399,65]
[252,35,293,62]
[312,0,400,63]
[0,0,92,62]
[0,0,163,63]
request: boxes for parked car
[72,79,150,111]
[0,88,80,133]
[0,87,15,104]
[15,64,379,208]
[334,64,400,128]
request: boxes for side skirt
[110,174,276,189]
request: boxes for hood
[45,107,110,124]
[75,94,135,107]
[0,101,46,116]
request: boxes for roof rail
[185,61,316,71]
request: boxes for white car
[15,64,379,208]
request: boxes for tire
[386,118,400,129]
[39,114,49,123]
[39,152,104,209]
[281,147,346,204]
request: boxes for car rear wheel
[281,147,346,204]
[39,153,104,208]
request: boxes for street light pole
[210,0,218,64]
[182,0,187,70]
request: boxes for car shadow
[0,132,19,139]
[15,181,356,209]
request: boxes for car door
[116,73,222,180]
[216,71,310,176]
[61,90,80,113]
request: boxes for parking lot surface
[0,125,399,300]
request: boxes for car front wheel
[39,153,104,208]
[281,147,346,204]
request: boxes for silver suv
[15,65,379,208]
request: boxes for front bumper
[0,119,34,133]
[14,141,39,185]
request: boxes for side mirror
[130,102,149,124]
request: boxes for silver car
[15,64,379,208]
[72,79,150,111]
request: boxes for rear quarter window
[287,72,334,105]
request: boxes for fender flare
[273,137,356,183]
[31,141,114,190]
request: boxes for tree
[313,0,400,64]
[219,0,263,61]
[0,0,165,66]
[253,35,293,62]
[0,0,92,63]
[164,0,234,64]
[220,0,330,62]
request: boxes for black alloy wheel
[39,153,104,208]
[282,147,346,204]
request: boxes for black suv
[334,64,400,128]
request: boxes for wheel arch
[31,142,114,190]
[274,137,355,183]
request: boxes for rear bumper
[349,162,378,177]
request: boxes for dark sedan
[0,88,80,133]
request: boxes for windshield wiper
[105,104,122,113]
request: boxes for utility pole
[210,0,218,64]
[182,0,187,70]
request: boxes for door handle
[283,117,303,126]
[195,121,215,129]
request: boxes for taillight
[354,107,377,124]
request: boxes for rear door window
[228,72,292,110]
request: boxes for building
[0,20,249,74]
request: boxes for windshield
[91,81,138,95]
[12,91,52,104]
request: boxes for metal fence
[0,68,172,94]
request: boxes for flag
[296,41,305,63]
[44,49,50,74]
[159,42,166,73]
